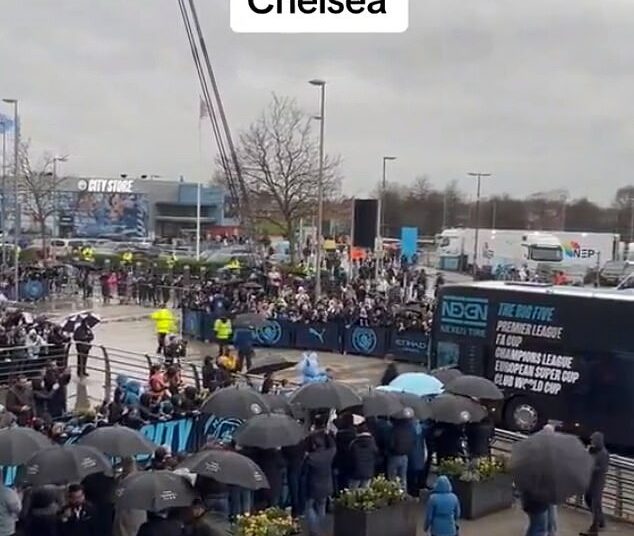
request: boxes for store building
[49,176,234,239]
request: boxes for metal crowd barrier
[493,428,634,523]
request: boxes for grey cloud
[1,0,634,203]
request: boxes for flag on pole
[0,113,13,133]
[199,97,209,120]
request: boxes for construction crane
[177,0,253,235]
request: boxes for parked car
[599,260,634,286]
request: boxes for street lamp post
[309,79,326,298]
[2,99,19,300]
[376,156,396,279]
[0,121,6,270]
[468,171,491,277]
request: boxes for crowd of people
[181,261,440,335]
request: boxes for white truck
[436,228,563,272]
[437,228,620,272]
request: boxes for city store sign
[77,178,134,194]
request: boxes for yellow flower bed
[235,507,299,536]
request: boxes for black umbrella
[0,427,53,465]
[21,445,112,486]
[362,390,404,418]
[201,386,270,420]
[289,381,362,411]
[445,375,503,400]
[262,393,293,415]
[430,368,463,385]
[178,449,269,490]
[77,425,157,457]
[510,430,593,504]
[429,394,487,424]
[115,470,196,512]
[248,354,297,375]
[396,392,434,421]
[234,313,268,329]
[234,414,307,449]
[61,310,101,333]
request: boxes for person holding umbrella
[186,498,231,536]
[74,319,94,378]
[581,431,609,536]
[58,484,97,536]
[0,481,21,536]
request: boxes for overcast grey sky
[2,0,634,204]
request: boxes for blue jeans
[229,486,252,518]
[306,497,327,536]
[547,505,557,535]
[286,467,303,517]
[525,510,548,536]
[387,455,409,490]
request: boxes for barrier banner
[1,414,246,486]
[344,326,387,357]
[252,319,293,348]
[387,330,430,364]
[295,322,341,352]
[182,309,202,339]
[198,414,244,445]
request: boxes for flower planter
[334,500,418,536]
[450,474,514,520]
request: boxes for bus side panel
[432,285,634,446]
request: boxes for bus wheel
[504,397,543,433]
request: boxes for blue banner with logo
[182,309,202,339]
[17,279,49,302]
[388,330,430,364]
[400,227,418,262]
[252,319,293,348]
[344,325,387,357]
[295,322,341,352]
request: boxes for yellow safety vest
[121,251,133,264]
[225,259,241,271]
[166,254,176,268]
[151,308,175,334]
[81,247,95,262]
[214,319,232,341]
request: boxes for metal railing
[493,428,634,523]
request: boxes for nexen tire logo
[441,296,488,328]
[231,0,409,33]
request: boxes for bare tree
[220,94,341,261]
[18,142,68,258]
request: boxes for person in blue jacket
[233,326,254,371]
[424,475,460,536]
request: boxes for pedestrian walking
[580,431,609,536]
[424,475,460,536]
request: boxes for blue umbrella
[387,372,444,397]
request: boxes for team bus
[430,281,634,446]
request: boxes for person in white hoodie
[0,483,21,536]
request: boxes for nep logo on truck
[563,240,596,259]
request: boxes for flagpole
[196,105,202,261]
